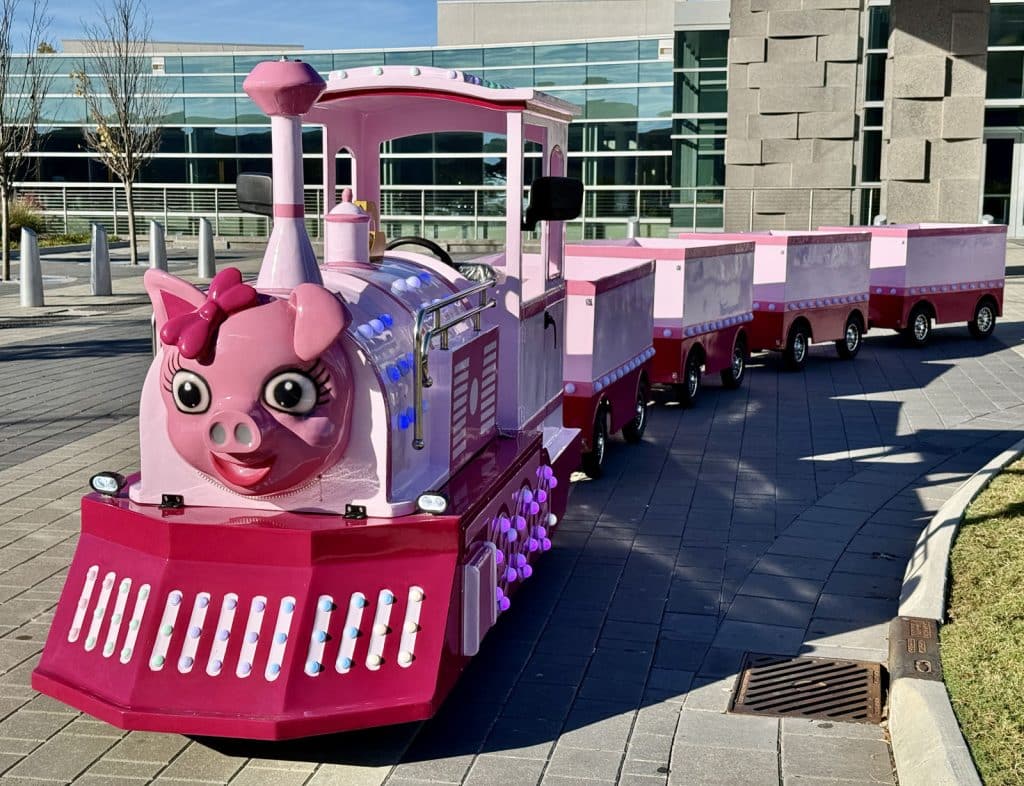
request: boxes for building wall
[724,0,865,231]
[437,0,674,45]
[880,0,989,223]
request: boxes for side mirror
[236,173,273,217]
[522,176,583,232]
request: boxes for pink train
[33,60,1008,740]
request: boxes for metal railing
[13,182,679,241]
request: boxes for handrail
[412,277,497,450]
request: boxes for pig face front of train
[147,268,355,496]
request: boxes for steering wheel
[385,237,456,270]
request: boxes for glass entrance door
[983,134,1021,237]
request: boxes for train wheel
[622,389,648,444]
[835,313,863,359]
[968,299,996,340]
[720,334,747,389]
[783,324,809,371]
[903,304,932,347]
[581,410,608,479]
[676,351,702,408]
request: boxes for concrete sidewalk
[1,258,1024,784]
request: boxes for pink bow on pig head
[159,268,259,360]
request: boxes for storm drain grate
[729,652,884,724]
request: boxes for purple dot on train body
[499,516,511,533]
[499,597,511,611]
[505,568,518,582]
[536,489,547,504]
[521,489,533,504]
[548,477,558,488]
[211,659,222,672]
[179,656,193,669]
[239,661,251,675]
[506,529,518,542]
[169,591,182,606]
[542,538,552,551]
[226,598,237,610]
[495,549,505,564]
[528,538,540,552]
[217,629,229,641]
[514,516,526,531]
[255,600,266,612]
[197,596,209,608]
[529,502,540,515]
[189,626,201,638]
[495,587,505,601]
[246,631,259,644]
[534,526,547,539]
[521,565,533,578]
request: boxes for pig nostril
[234,424,254,447]
[210,423,227,445]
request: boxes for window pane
[585,156,637,186]
[587,63,638,85]
[234,97,266,124]
[547,89,585,109]
[386,50,431,66]
[865,53,886,102]
[868,6,890,50]
[191,127,237,153]
[183,75,236,93]
[37,127,84,152]
[675,30,728,69]
[991,4,1024,47]
[483,46,529,66]
[333,52,382,69]
[433,48,482,68]
[586,88,638,119]
[184,97,236,124]
[483,68,533,87]
[638,155,670,186]
[864,107,883,127]
[987,52,1024,100]
[583,122,637,151]
[299,54,334,73]
[587,40,638,62]
[182,56,234,73]
[233,55,287,73]
[637,120,670,150]
[861,129,882,182]
[535,66,585,87]
[39,96,85,123]
[675,71,726,114]
[639,61,672,83]
[638,86,672,117]
[638,39,660,60]
[534,43,585,65]
[139,157,187,183]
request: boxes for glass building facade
[18,37,682,240]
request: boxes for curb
[890,437,1024,786]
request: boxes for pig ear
[145,269,206,334]
[289,284,351,362]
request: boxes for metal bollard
[90,223,112,296]
[19,227,44,307]
[626,217,639,239]
[872,214,888,227]
[197,217,216,279]
[148,221,167,271]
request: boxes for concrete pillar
[90,223,112,296]
[148,221,167,271]
[724,0,863,231]
[881,0,989,223]
[18,228,43,308]
[197,217,216,279]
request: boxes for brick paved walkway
[1,253,1023,784]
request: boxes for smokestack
[243,59,326,291]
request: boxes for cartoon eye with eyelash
[263,363,330,415]
[170,371,211,414]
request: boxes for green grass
[941,460,1024,786]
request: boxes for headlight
[416,493,448,515]
[90,472,126,496]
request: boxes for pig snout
[204,411,263,454]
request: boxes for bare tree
[73,0,165,265]
[0,0,52,282]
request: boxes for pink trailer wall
[563,256,655,385]
[566,238,754,331]
[820,224,1006,291]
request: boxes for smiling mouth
[210,454,274,488]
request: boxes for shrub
[7,197,46,236]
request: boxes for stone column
[881,0,989,223]
[725,0,863,231]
